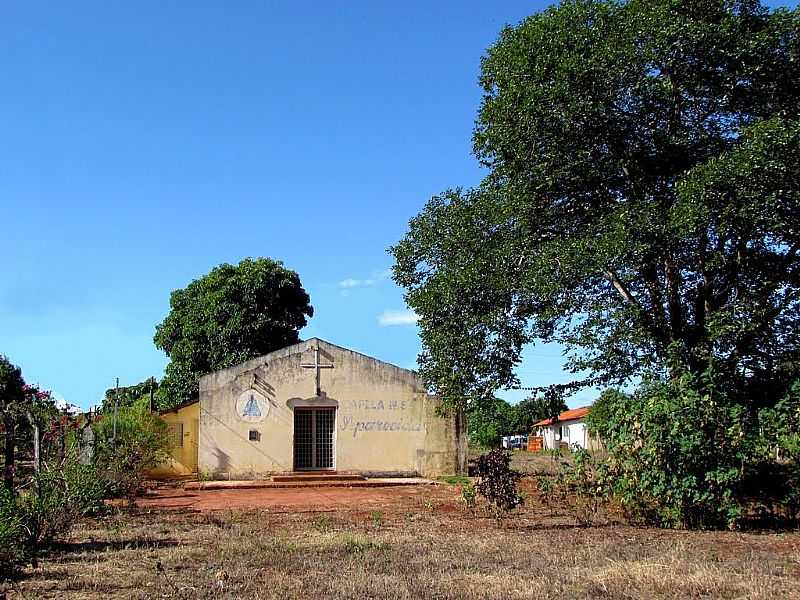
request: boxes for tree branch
[604,269,640,307]
[604,268,670,354]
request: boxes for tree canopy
[102,377,158,412]
[391,0,800,409]
[468,395,568,448]
[154,257,313,408]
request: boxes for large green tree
[392,0,800,409]
[154,257,313,407]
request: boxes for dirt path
[136,483,456,512]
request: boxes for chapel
[154,338,467,479]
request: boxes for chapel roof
[199,337,420,382]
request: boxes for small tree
[475,449,523,517]
[0,357,57,494]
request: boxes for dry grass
[509,450,571,475]
[3,483,799,600]
[468,448,571,476]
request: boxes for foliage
[0,488,24,579]
[1,355,27,492]
[512,396,568,433]
[0,459,109,581]
[459,480,477,510]
[0,355,26,416]
[468,395,566,448]
[467,397,516,448]
[17,462,107,549]
[154,257,313,408]
[1,356,57,492]
[94,398,169,501]
[390,0,800,411]
[437,474,471,486]
[474,449,523,516]
[588,372,800,529]
[755,383,800,521]
[535,475,561,516]
[555,447,608,525]
[103,377,158,412]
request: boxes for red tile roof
[533,405,591,427]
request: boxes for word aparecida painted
[339,415,424,438]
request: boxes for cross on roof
[301,344,334,396]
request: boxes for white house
[533,406,591,450]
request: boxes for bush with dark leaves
[475,449,523,516]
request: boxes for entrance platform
[184,474,434,491]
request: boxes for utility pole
[149,380,155,413]
[26,411,40,473]
[112,377,119,446]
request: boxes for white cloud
[339,278,365,289]
[378,309,419,327]
[338,269,393,290]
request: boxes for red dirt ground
[136,483,456,513]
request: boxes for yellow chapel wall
[148,402,200,478]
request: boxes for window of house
[168,423,183,448]
[562,426,570,441]
[249,429,260,442]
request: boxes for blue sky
[1,1,795,409]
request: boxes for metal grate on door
[293,408,335,470]
[314,409,335,469]
[293,410,313,470]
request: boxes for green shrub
[459,480,477,510]
[94,398,169,501]
[0,489,25,580]
[555,447,608,525]
[587,373,800,529]
[754,385,800,523]
[0,458,108,581]
[17,461,108,550]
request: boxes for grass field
[3,479,799,599]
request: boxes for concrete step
[271,473,366,483]
[184,477,433,491]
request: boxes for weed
[459,482,477,510]
[311,513,333,532]
[341,535,387,555]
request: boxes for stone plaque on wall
[236,389,269,423]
